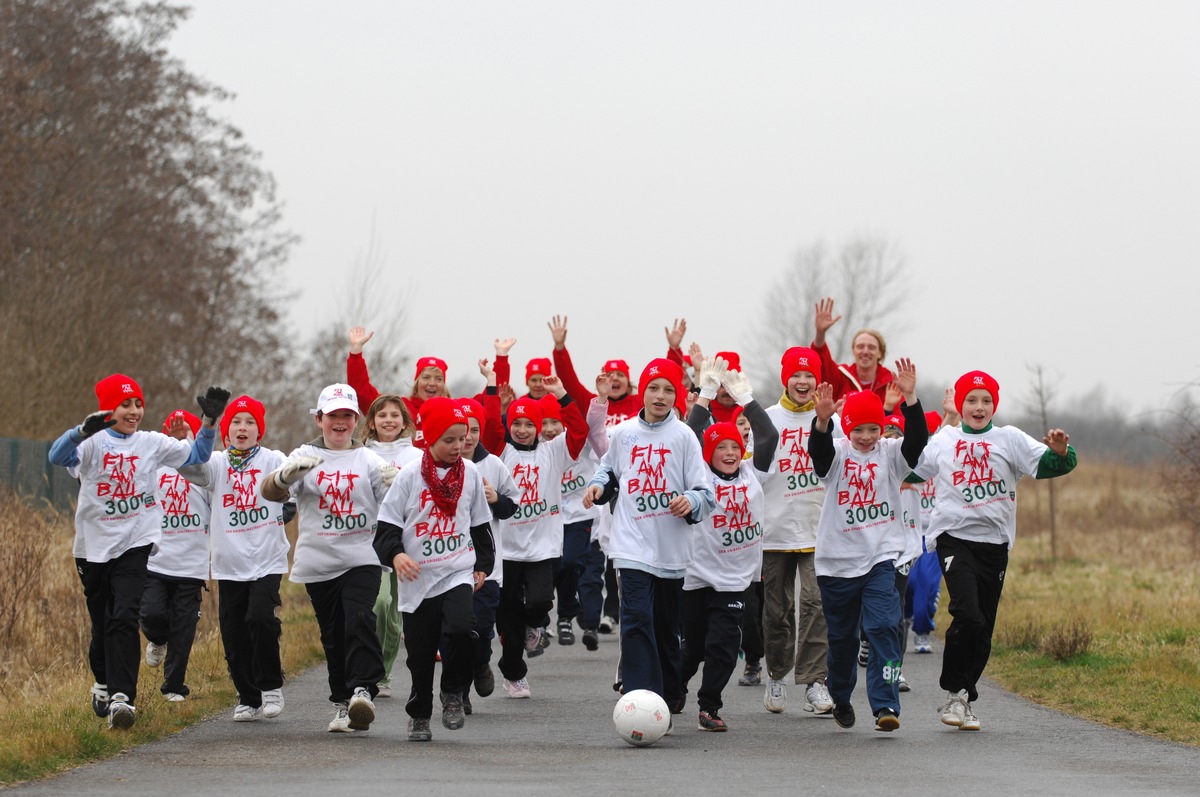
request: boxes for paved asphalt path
[13,630,1200,796]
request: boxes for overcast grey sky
[169,1,1199,418]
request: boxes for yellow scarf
[779,391,814,414]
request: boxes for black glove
[77,411,115,439]
[196,386,231,426]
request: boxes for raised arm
[347,326,380,414]
[478,358,506,456]
[548,314,597,406]
[547,376,588,460]
[493,337,514,390]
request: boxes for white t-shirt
[498,435,574,562]
[560,444,602,525]
[72,431,194,563]
[897,487,923,567]
[471,452,519,586]
[367,437,422,469]
[912,425,1047,549]
[814,437,912,578]
[761,403,843,551]
[182,448,291,581]
[376,458,492,612]
[148,467,211,580]
[685,463,768,592]
[286,444,390,583]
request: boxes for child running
[49,375,227,729]
[913,371,1076,731]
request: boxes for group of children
[51,302,1075,739]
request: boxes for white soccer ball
[613,689,670,747]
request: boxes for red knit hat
[639,358,685,413]
[954,371,1000,415]
[715,351,742,373]
[420,396,468,446]
[780,346,822,386]
[840,390,887,436]
[924,411,942,434]
[539,395,562,422]
[603,359,630,379]
[883,412,905,435]
[414,356,448,382]
[525,358,552,382]
[508,396,545,432]
[703,422,745,463]
[95,374,142,412]
[454,397,485,426]
[221,395,266,446]
[162,410,201,437]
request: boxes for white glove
[722,369,754,406]
[273,455,323,489]
[698,356,728,400]
[380,463,399,489]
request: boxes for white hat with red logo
[312,383,360,416]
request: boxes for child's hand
[274,455,323,488]
[380,464,399,489]
[478,357,495,380]
[196,386,231,426]
[722,369,754,406]
[582,484,602,509]
[348,326,373,354]
[893,358,917,402]
[595,372,612,401]
[472,571,486,592]
[698,355,728,400]
[165,413,191,441]
[393,553,421,582]
[493,337,516,356]
[942,387,956,416]
[1044,429,1070,456]
[884,382,904,412]
[665,318,687,350]
[483,478,498,504]
[543,375,566,399]
[814,383,836,422]
[548,315,568,349]
[814,297,842,340]
[688,342,704,375]
[499,383,516,415]
[77,410,115,440]
[667,493,694,518]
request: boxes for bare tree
[744,234,911,393]
[1160,383,1200,559]
[1026,364,1062,561]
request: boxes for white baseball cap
[311,383,360,416]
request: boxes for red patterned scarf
[421,450,464,516]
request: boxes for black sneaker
[91,683,109,718]
[582,628,599,651]
[697,709,728,732]
[408,716,433,742]
[475,665,495,697]
[440,691,465,730]
[557,618,575,645]
[858,639,869,668]
[462,693,472,716]
[738,662,762,686]
[833,702,856,729]
[874,707,900,732]
[538,628,551,650]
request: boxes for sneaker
[347,686,375,730]
[738,662,762,687]
[440,691,465,730]
[503,677,531,699]
[582,628,599,651]
[898,674,910,693]
[524,626,544,654]
[960,705,981,731]
[939,689,969,727]
[233,704,261,722]
[858,639,870,667]
[462,693,473,716]
[328,703,352,732]
[697,709,728,732]
[261,688,284,718]
[669,694,687,715]
[107,693,136,730]
[613,680,623,694]
[146,640,166,668]
[557,618,575,645]
[376,684,393,699]
[164,692,186,703]
[407,716,433,741]
[475,665,496,697]
[763,678,787,713]
[538,628,551,650]
[804,680,834,714]
[913,633,933,654]
[874,707,900,732]
[91,683,109,718]
[599,615,617,634]
[832,702,855,729]
[664,717,674,736]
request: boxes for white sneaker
[914,633,933,654]
[803,680,833,714]
[146,641,167,668]
[376,684,393,699]
[503,677,531,699]
[233,704,261,722]
[91,683,109,718]
[261,688,284,718]
[164,692,186,702]
[328,702,352,732]
[599,615,617,634]
[898,674,911,692]
[960,705,981,731]
[763,678,787,713]
[939,689,969,727]
[347,687,375,730]
[524,626,544,653]
[107,693,136,730]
